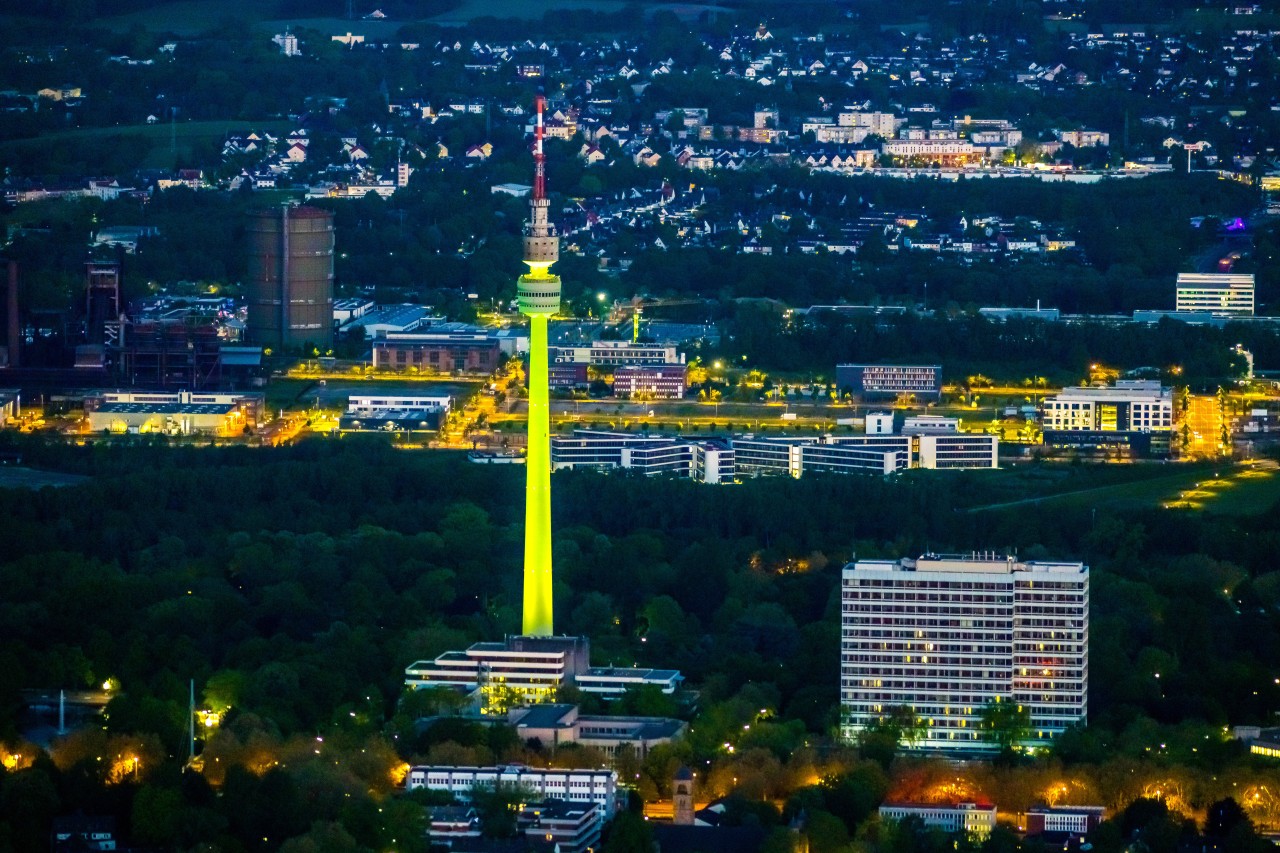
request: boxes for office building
[550,428,996,481]
[406,765,618,817]
[1042,380,1173,456]
[879,803,996,837]
[551,340,683,366]
[916,434,1000,469]
[507,704,685,758]
[612,364,688,399]
[371,331,503,372]
[1043,381,1173,431]
[339,394,452,434]
[1175,273,1255,316]
[404,635,682,714]
[551,430,734,483]
[1025,806,1106,836]
[521,800,603,853]
[836,364,942,399]
[841,554,1089,752]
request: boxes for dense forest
[4,436,1280,850]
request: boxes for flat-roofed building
[551,430,733,484]
[1042,380,1173,435]
[841,554,1089,752]
[347,393,452,414]
[508,704,685,757]
[836,364,942,400]
[342,304,438,336]
[879,803,996,837]
[521,800,604,853]
[551,340,683,366]
[917,434,999,469]
[85,390,263,435]
[406,765,618,817]
[404,635,682,714]
[371,331,502,372]
[1025,806,1106,836]
[613,364,687,399]
[1175,273,1255,316]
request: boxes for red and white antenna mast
[533,93,547,200]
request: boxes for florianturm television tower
[518,93,560,638]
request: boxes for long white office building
[1175,273,1254,317]
[407,765,619,817]
[841,554,1089,752]
[550,429,997,482]
[550,430,734,483]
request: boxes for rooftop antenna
[533,92,547,202]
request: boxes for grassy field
[967,459,1280,517]
[0,119,292,172]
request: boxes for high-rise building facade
[518,94,562,638]
[1175,273,1255,316]
[841,554,1088,751]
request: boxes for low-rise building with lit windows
[406,765,619,817]
[879,802,996,837]
[404,635,683,714]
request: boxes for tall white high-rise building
[841,553,1088,751]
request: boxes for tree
[471,782,532,838]
[978,698,1030,758]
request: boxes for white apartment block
[1042,381,1173,434]
[406,765,618,817]
[841,554,1089,752]
[1175,273,1255,316]
[881,139,979,159]
[837,110,898,137]
[879,803,997,837]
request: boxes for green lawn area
[966,460,1280,517]
[0,119,292,172]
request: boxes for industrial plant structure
[246,205,335,350]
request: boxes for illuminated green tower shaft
[518,94,560,637]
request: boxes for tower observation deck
[519,94,560,637]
